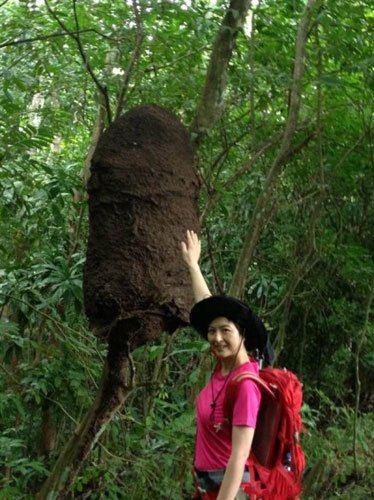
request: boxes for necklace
[209,340,244,430]
[210,370,232,432]
[210,369,231,412]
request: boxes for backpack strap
[231,371,276,398]
[224,371,276,425]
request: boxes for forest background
[0,0,373,498]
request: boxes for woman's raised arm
[181,230,211,303]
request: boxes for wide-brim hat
[190,295,269,357]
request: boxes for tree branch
[115,0,144,120]
[248,2,262,151]
[144,44,208,73]
[44,0,112,123]
[271,34,325,354]
[0,362,20,384]
[206,226,224,294]
[201,126,315,224]
[229,0,320,298]
[81,48,119,186]
[191,0,252,144]
[0,29,116,49]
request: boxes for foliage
[302,399,374,499]
[0,0,373,498]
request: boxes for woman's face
[207,316,244,359]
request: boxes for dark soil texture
[83,104,200,349]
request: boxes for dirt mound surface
[83,104,200,349]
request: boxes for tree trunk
[191,0,252,142]
[40,399,57,458]
[36,340,134,499]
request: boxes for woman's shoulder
[235,359,260,376]
[231,361,262,398]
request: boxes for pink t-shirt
[194,360,261,470]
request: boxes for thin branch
[81,49,117,185]
[248,2,262,151]
[316,26,325,191]
[200,130,283,224]
[72,0,111,123]
[268,245,318,318]
[97,441,130,463]
[0,362,21,384]
[208,127,251,183]
[126,341,136,389]
[223,134,282,191]
[201,119,314,224]
[46,396,78,424]
[44,0,111,123]
[206,227,224,294]
[334,133,366,170]
[297,303,312,377]
[0,29,117,49]
[2,293,104,374]
[273,252,320,358]
[67,201,87,260]
[115,0,144,120]
[72,0,80,32]
[144,44,209,73]
[271,63,326,355]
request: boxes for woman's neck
[220,350,249,375]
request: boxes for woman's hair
[234,321,253,353]
[233,322,245,338]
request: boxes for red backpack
[224,367,305,500]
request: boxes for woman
[181,230,270,500]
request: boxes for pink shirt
[194,360,261,470]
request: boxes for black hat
[190,295,271,362]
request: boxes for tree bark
[36,340,134,499]
[229,0,320,298]
[40,399,57,458]
[191,0,252,143]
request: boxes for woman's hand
[181,230,211,302]
[181,230,201,269]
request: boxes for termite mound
[83,104,200,349]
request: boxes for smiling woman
[181,230,272,500]
[207,317,246,368]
